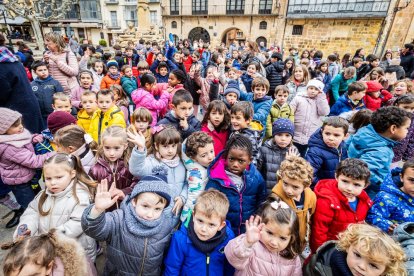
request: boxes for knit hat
[306,79,325,92]
[47,111,77,134]
[0,108,22,134]
[224,80,241,99]
[128,170,171,206]
[106,60,119,69]
[272,118,295,137]
[365,81,383,93]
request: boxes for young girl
[241,61,260,93]
[127,125,187,224]
[0,108,55,210]
[286,64,310,102]
[120,64,138,105]
[110,84,129,124]
[290,79,330,157]
[387,79,414,105]
[54,125,96,173]
[100,60,121,89]
[3,229,93,276]
[313,60,332,94]
[131,73,170,126]
[71,70,98,109]
[364,80,393,111]
[392,95,414,165]
[282,58,294,85]
[91,59,106,88]
[306,223,407,276]
[367,159,414,234]
[224,196,302,275]
[89,126,135,205]
[128,107,152,151]
[345,108,373,135]
[14,153,96,260]
[201,100,231,155]
[206,134,267,235]
[257,118,299,193]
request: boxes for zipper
[139,238,148,276]
[206,253,210,276]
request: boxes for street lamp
[0,1,13,48]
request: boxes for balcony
[149,0,159,2]
[124,0,137,5]
[104,20,121,29]
[163,3,278,16]
[105,0,119,4]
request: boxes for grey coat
[394,222,414,276]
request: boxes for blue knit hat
[224,80,241,99]
[106,60,119,69]
[272,118,294,137]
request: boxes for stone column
[137,0,151,31]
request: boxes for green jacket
[265,101,294,139]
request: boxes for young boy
[100,60,121,89]
[164,189,235,276]
[181,132,215,222]
[150,57,178,84]
[310,158,373,253]
[265,85,294,139]
[364,81,393,111]
[120,46,139,67]
[306,116,349,188]
[222,80,240,109]
[327,54,340,79]
[31,61,64,124]
[230,101,263,164]
[348,106,411,198]
[77,91,98,132]
[265,52,284,93]
[51,92,78,119]
[329,81,367,116]
[88,89,126,142]
[157,89,201,140]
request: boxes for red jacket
[364,89,393,111]
[310,179,372,253]
[201,122,229,156]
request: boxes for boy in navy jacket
[330,81,366,116]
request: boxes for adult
[329,66,357,105]
[43,32,79,95]
[69,35,79,54]
[353,48,365,61]
[400,43,414,78]
[240,40,266,76]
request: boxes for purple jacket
[393,118,414,162]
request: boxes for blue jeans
[8,183,35,209]
[0,179,11,198]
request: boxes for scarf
[108,72,121,80]
[123,200,164,237]
[156,154,180,168]
[187,216,227,254]
[0,129,32,147]
[0,47,18,63]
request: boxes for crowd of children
[1,37,414,276]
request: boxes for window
[292,25,303,35]
[192,0,207,15]
[80,0,102,20]
[171,21,177,28]
[170,0,179,15]
[226,0,245,15]
[259,0,272,14]
[110,11,118,27]
[150,11,157,25]
[259,21,267,30]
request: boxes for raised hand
[287,146,299,157]
[172,196,183,216]
[94,179,120,213]
[245,215,264,247]
[127,128,146,151]
[179,117,189,130]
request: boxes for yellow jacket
[77,109,94,132]
[272,180,316,244]
[88,105,126,142]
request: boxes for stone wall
[384,2,414,51]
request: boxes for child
[329,81,367,116]
[241,62,260,92]
[364,80,393,111]
[31,60,64,124]
[305,223,407,276]
[394,222,414,276]
[3,229,93,276]
[81,174,175,275]
[313,60,332,94]
[257,118,298,193]
[89,126,136,204]
[120,65,138,104]
[110,84,129,124]
[367,160,414,233]
[77,91,98,132]
[128,107,153,151]
[201,100,231,155]
[88,89,126,143]
[290,79,330,157]
[265,52,284,94]
[224,196,302,275]
[286,64,310,102]
[206,134,266,235]
[346,108,373,135]
[265,85,294,139]
[71,70,98,109]
[164,189,235,275]
[157,89,201,140]
[131,73,170,127]
[54,125,96,173]
[91,59,106,88]
[306,116,349,188]
[222,79,240,109]
[387,79,414,106]
[14,153,96,260]
[327,54,340,79]
[136,60,151,87]
[100,60,121,89]
[272,156,315,254]
[150,57,178,84]
[128,126,187,224]
[348,106,411,198]
[310,158,373,253]
[119,46,139,67]
[393,95,414,165]
[52,92,74,114]
[226,67,246,93]
[180,132,215,222]
[0,108,55,210]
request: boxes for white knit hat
[306,79,325,92]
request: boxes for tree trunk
[29,16,45,52]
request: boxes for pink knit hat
[0,108,22,134]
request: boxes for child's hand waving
[127,128,146,151]
[93,179,120,214]
[244,215,264,248]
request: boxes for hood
[380,168,414,204]
[394,222,414,246]
[349,124,397,150]
[263,139,288,152]
[254,95,272,103]
[33,76,53,84]
[308,129,344,155]
[121,75,135,81]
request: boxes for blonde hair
[337,223,407,276]
[131,107,153,125]
[44,32,67,53]
[54,125,97,153]
[395,79,414,94]
[96,126,130,165]
[289,64,310,83]
[278,155,313,187]
[52,92,71,105]
[194,189,229,221]
[251,76,270,91]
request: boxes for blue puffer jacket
[157,111,201,140]
[206,152,267,235]
[239,91,273,136]
[329,94,365,116]
[306,129,348,188]
[367,168,414,233]
[241,73,254,93]
[347,124,398,198]
[31,76,64,122]
[164,221,235,276]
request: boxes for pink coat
[201,122,229,155]
[46,50,79,94]
[131,87,170,126]
[224,234,302,276]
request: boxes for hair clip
[271,201,290,210]
[84,133,94,144]
[151,125,165,135]
[67,154,73,163]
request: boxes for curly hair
[335,158,370,184]
[337,223,407,276]
[185,131,213,159]
[371,106,411,133]
[395,79,414,94]
[278,156,313,188]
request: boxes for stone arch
[221,27,246,46]
[256,36,267,47]
[188,27,210,43]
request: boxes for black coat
[265,61,284,95]
[400,52,414,77]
